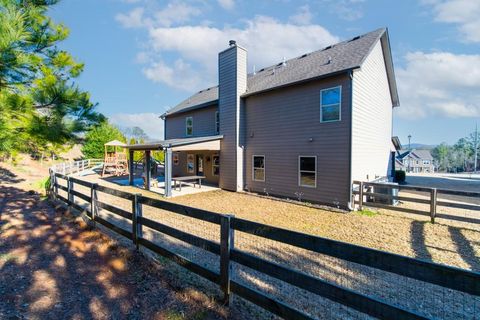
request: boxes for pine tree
[0,0,103,157]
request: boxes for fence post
[67,176,74,205]
[220,214,234,305]
[90,183,98,225]
[430,188,437,224]
[358,182,364,211]
[53,173,58,201]
[132,194,143,249]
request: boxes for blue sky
[49,0,480,145]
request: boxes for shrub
[394,170,406,183]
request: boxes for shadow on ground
[0,185,228,320]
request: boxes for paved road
[406,173,480,192]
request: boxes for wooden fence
[353,180,480,225]
[50,158,103,175]
[51,172,480,320]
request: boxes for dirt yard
[0,162,266,320]
[66,172,480,319]
[79,172,480,270]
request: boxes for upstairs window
[423,160,430,165]
[186,117,193,136]
[320,86,341,122]
[215,111,220,134]
[252,155,265,182]
[299,156,316,188]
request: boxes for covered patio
[126,135,223,197]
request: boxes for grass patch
[356,209,377,217]
[163,310,184,320]
[30,176,51,194]
[0,253,16,262]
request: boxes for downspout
[347,70,355,211]
[163,115,167,140]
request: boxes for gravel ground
[70,174,480,319]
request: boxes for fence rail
[353,180,480,224]
[50,172,480,320]
[50,158,103,175]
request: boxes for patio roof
[126,135,223,151]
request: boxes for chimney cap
[229,40,236,46]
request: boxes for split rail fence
[51,172,480,320]
[352,180,480,225]
[50,158,103,176]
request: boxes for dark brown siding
[165,105,218,139]
[244,74,352,207]
[172,151,220,185]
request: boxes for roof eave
[241,68,358,98]
[380,29,400,108]
[126,135,224,151]
[164,99,219,118]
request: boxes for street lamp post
[407,134,412,173]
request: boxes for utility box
[369,182,399,205]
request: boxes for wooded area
[431,129,479,172]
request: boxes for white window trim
[320,85,342,123]
[252,155,265,182]
[212,154,220,176]
[298,155,317,188]
[215,111,220,135]
[185,116,193,137]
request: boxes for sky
[48,0,480,145]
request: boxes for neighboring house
[159,28,399,209]
[396,149,435,173]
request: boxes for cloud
[142,59,204,90]
[115,7,147,28]
[395,51,480,119]
[217,0,235,10]
[317,0,365,21]
[425,0,480,42]
[289,5,313,25]
[109,113,164,139]
[141,15,338,91]
[153,2,202,27]
[116,2,201,29]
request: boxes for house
[396,149,435,173]
[130,28,399,209]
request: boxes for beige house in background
[396,149,435,173]
[148,28,399,209]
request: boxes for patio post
[128,149,134,186]
[145,150,151,191]
[164,147,172,197]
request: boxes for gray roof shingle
[163,28,395,117]
[397,149,433,161]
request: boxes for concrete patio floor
[77,170,220,197]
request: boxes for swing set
[101,140,129,176]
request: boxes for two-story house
[396,149,435,173]
[131,28,399,209]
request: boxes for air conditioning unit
[370,182,399,205]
